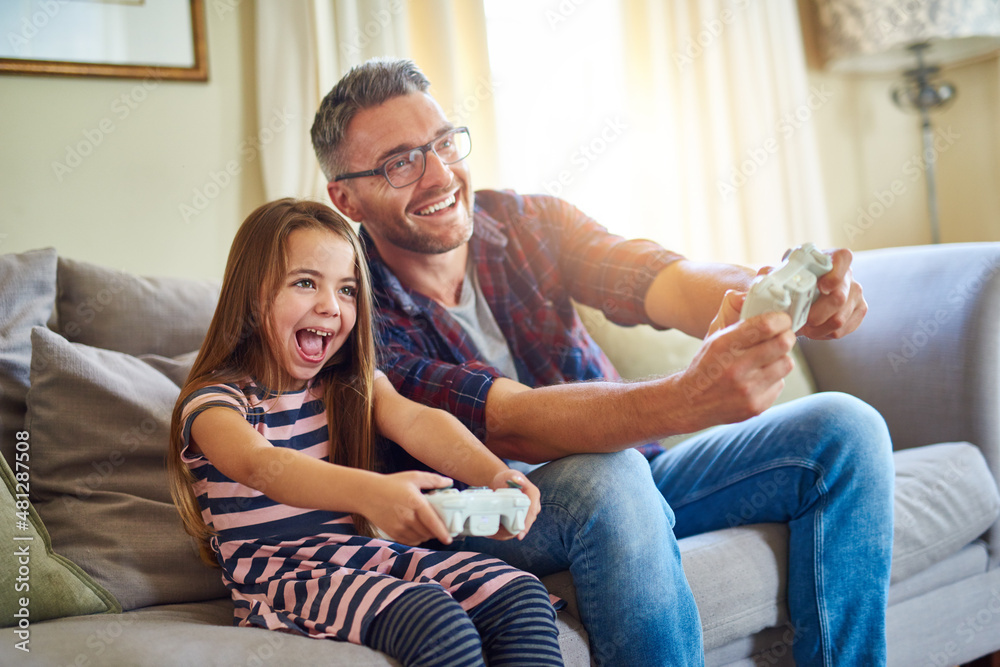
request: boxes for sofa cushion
[26,327,228,610]
[56,256,220,358]
[679,522,789,650]
[0,248,57,467]
[0,598,591,666]
[138,350,199,388]
[890,442,1000,582]
[1,453,120,626]
[666,442,1000,651]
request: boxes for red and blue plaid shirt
[364,189,683,460]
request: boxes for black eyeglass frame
[333,126,472,189]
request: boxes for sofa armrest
[798,243,1000,562]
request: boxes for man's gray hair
[311,57,431,181]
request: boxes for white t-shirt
[445,259,520,381]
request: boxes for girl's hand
[364,471,455,546]
[488,469,541,541]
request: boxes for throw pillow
[890,442,1000,583]
[1,452,120,626]
[0,248,57,468]
[26,327,228,611]
[55,256,220,358]
[138,350,199,388]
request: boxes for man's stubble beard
[383,198,475,255]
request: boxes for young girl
[168,198,563,666]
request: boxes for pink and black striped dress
[180,379,538,645]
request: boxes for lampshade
[815,0,1000,72]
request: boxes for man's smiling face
[329,92,474,256]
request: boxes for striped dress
[180,379,541,645]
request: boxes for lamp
[814,0,1000,244]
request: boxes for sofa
[2,242,999,666]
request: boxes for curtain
[620,0,832,264]
[253,0,498,204]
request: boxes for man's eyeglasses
[334,127,472,189]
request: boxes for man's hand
[726,248,867,341]
[676,308,797,432]
[798,248,867,340]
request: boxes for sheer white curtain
[485,0,830,265]
[252,0,498,204]
[253,0,409,203]
[622,0,831,264]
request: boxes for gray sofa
[2,242,999,666]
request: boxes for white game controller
[740,243,833,332]
[425,486,530,538]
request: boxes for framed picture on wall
[0,0,208,81]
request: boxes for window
[484,1,644,239]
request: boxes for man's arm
[643,248,867,340]
[642,260,757,337]
[484,310,796,463]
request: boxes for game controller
[739,243,833,332]
[424,486,530,537]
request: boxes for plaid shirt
[364,189,683,459]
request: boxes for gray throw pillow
[0,248,57,468]
[890,442,1000,582]
[26,327,228,610]
[56,256,220,358]
[138,350,199,388]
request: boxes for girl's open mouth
[295,327,332,361]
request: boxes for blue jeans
[462,447,700,666]
[461,392,894,667]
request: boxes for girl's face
[268,227,359,390]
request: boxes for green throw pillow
[1,451,120,627]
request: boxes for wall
[799,0,1000,252]
[810,56,1000,251]
[0,2,264,280]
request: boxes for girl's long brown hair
[168,198,378,565]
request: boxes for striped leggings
[365,574,564,666]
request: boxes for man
[311,57,894,666]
